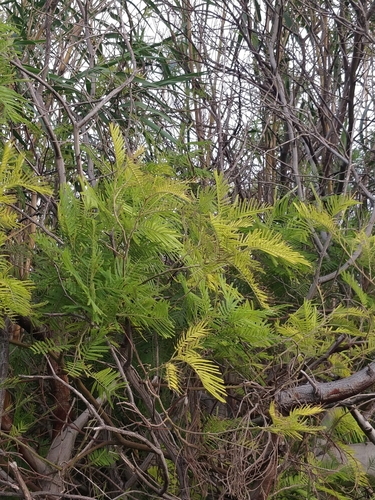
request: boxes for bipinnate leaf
[269,401,324,440]
[166,322,227,403]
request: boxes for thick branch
[277,361,375,412]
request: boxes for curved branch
[277,360,375,413]
[19,77,66,185]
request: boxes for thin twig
[10,204,63,245]
[9,462,32,500]
[350,408,375,445]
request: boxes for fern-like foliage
[324,408,366,444]
[276,299,371,364]
[0,23,33,129]
[0,143,51,325]
[91,367,125,403]
[183,171,310,307]
[269,401,324,440]
[33,126,320,422]
[0,142,51,226]
[293,195,358,235]
[341,271,371,308]
[87,447,119,467]
[166,321,226,402]
[277,448,370,500]
[29,337,71,356]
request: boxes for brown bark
[50,366,72,437]
[277,360,375,413]
[0,320,10,430]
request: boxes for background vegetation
[1,0,375,499]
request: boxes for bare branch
[277,361,375,413]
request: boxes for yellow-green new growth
[269,401,324,440]
[0,143,51,326]
[166,321,227,403]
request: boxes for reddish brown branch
[277,360,375,412]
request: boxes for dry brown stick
[9,462,32,500]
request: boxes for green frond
[288,404,325,418]
[179,352,226,402]
[196,184,217,214]
[90,367,125,401]
[329,305,370,336]
[0,143,51,201]
[231,252,269,307]
[108,126,145,189]
[124,155,145,188]
[88,448,119,467]
[0,85,30,126]
[0,141,11,170]
[317,441,370,487]
[277,300,322,342]
[0,206,17,229]
[170,322,226,402]
[60,247,105,322]
[293,202,337,234]
[176,275,213,322]
[0,245,33,324]
[341,271,370,307]
[122,296,174,338]
[324,408,366,444]
[213,281,275,350]
[29,337,69,356]
[218,295,241,319]
[109,123,126,168]
[65,359,87,378]
[58,188,82,243]
[323,195,359,217]
[314,485,354,500]
[213,171,231,214]
[228,197,269,221]
[175,321,210,355]
[276,471,310,499]
[139,219,182,252]
[149,177,190,202]
[209,214,243,245]
[78,329,111,362]
[243,228,311,267]
[269,401,324,440]
[335,443,371,485]
[329,304,370,319]
[218,275,243,301]
[307,449,370,500]
[81,184,99,212]
[329,353,352,377]
[165,362,180,393]
[10,421,31,437]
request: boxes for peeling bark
[39,405,100,499]
[277,361,375,412]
